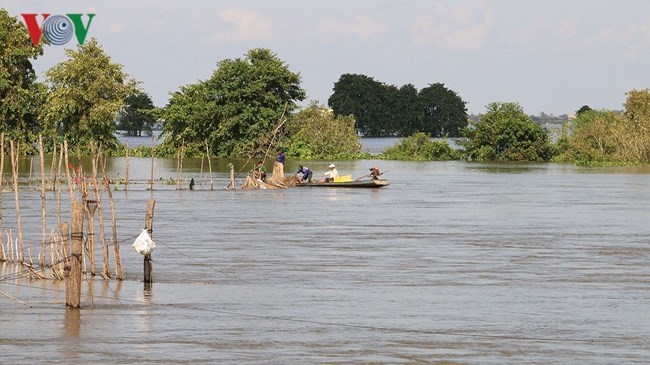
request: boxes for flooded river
[1,156,649,364]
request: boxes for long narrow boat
[296,179,390,188]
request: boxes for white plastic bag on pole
[132,229,156,255]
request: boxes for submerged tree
[283,102,363,159]
[561,89,650,164]
[160,48,306,157]
[460,102,553,161]
[420,83,468,137]
[328,74,468,137]
[380,132,457,160]
[116,92,156,136]
[41,39,135,151]
[0,9,45,144]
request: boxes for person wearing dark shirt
[276,149,286,165]
[296,165,313,182]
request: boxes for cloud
[204,8,275,43]
[319,16,387,39]
[410,4,493,51]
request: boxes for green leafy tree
[0,9,45,143]
[419,83,468,137]
[160,48,306,157]
[116,92,156,136]
[283,102,363,159]
[393,84,422,136]
[460,102,553,161]
[328,74,393,137]
[380,132,458,160]
[328,75,468,137]
[561,110,622,163]
[561,90,650,164]
[41,39,134,151]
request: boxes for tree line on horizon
[2,9,649,165]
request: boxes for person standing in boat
[276,149,286,165]
[321,163,339,182]
[296,165,313,183]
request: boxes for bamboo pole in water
[56,144,64,228]
[59,222,69,275]
[125,141,130,191]
[229,163,235,190]
[206,141,214,191]
[102,154,122,280]
[91,144,110,279]
[200,154,204,188]
[0,133,4,262]
[10,141,24,263]
[38,135,47,267]
[50,141,57,186]
[144,199,155,283]
[149,139,155,193]
[66,202,83,309]
[64,141,75,204]
[85,144,97,276]
[175,140,184,190]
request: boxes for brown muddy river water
[1,157,649,364]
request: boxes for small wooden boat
[296,179,390,188]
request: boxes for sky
[2,0,650,116]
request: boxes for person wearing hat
[321,163,339,183]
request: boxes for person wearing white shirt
[322,163,339,182]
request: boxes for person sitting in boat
[321,163,339,182]
[296,165,313,183]
[252,161,267,182]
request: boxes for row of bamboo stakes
[0,133,239,283]
[0,133,123,281]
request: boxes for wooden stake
[229,163,235,190]
[56,144,64,228]
[149,140,155,193]
[39,135,47,267]
[91,144,110,279]
[85,144,97,276]
[64,141,75,204]
[66,202,83,309]
[10,141,24,263]
[50,141,57,186]
[206,141,214,191]
[102,154,122,280]
[0,133,4,262]
[59,222,69,267]
[144,199,155,283]
[125,141,130,191]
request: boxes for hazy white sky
[3,0,650,115]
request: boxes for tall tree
[329,75,468,137]
[328,74,393,137]
[0,9,45,143]
[41,39,134,150]
[116,92,156,136]
[160,48,306,157]
[393,84,422,136]
[419,83,468,137]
